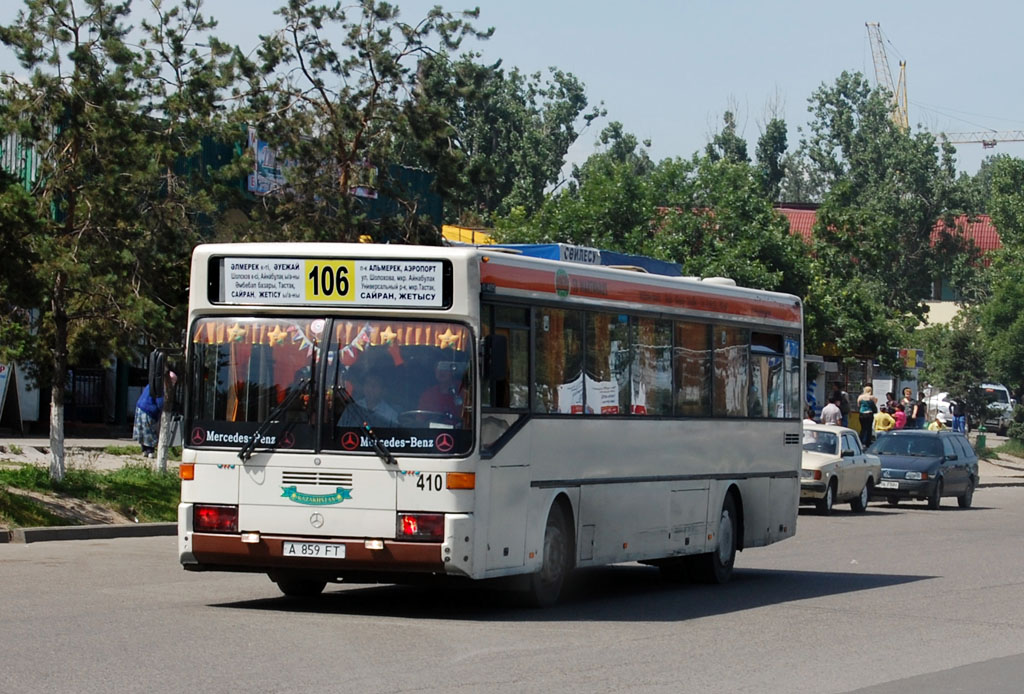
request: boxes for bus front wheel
[526,503,574,607]
[272,575,326,598]
[691,493,738,584]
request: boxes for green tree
[755,117,787,200]
[913,315,989,423]
[705,110,748,164]
[403,53,602,224]
[979,156,1024,391]
[496,124,812,299]
[0,0,235,479]
[235,0,490,243]
[801,71,976,367]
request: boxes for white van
[980,383,1016,435]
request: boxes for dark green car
[867,430,979,509]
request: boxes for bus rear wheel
[691,493,738,584]
[526,503,574,607]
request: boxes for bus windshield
[188,317,474,456]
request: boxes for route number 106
[305,260,354,301]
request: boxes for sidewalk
[1,436,179,543]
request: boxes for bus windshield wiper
[237,378,310,462]
[336,385,398,466]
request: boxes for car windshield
[187,317,474,456]
[802,431,838,454]
[869,435,942,457]
[983,388,1009,404]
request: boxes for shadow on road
[211,565,933,622]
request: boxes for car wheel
[816,479,835,516]
[691,493,738,584]
[958,477,975,509]
[927,478,944,510]
[526,503,574,607]
[851,480,870,513]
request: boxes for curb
[4,522,176,544]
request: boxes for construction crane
[939,131,1024,149]
[866,22,909,131]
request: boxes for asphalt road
[2,488,1023,694]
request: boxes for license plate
[282,541,345,558]
[876,480,899,489]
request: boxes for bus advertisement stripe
[480,260,801,325]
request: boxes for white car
[800,424,882,515]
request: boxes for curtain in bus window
[674,322,711,416]
[713,326,749,417]
[585,312,630,415]
[785,335,801,418]
[632,317,672,415]
[190,318,320,424]
[533,308,583,414]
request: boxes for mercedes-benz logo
[309,512,325,529]
[435,432,454,453]
[191,427,206,445]
[340,431,360,451]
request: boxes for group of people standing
[817,383,934,446]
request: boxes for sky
[3,0,1024,176]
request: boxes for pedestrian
[885,391,897,413]
[820,396,843,426]
[912,392,927,430]
[874,406,896,435]
[900,387,914,409]
[892,403,907,429]
[928,412,949,431]
[830,381,851,427]
[134,377,170,458]
[803,406,817,426]
[856,385,878,446]
[951,397,967,433]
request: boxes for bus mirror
[483,335,508,382]
[148,349,167,398]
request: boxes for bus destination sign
[221,257,445,308]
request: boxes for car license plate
[282,541,345,558]
[876,480,899,489]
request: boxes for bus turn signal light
[446,472,475,489]
[179,463,195,480]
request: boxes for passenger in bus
[418,360,467,423]
[337,369,398,429]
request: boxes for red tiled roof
[774,205,817,242]
[774,204,1002,255]
[931,214,1001,255]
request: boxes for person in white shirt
[820,396,843,426]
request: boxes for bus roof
[191,242,802,329]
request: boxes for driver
[418,359,466,423]
[338,370,398,429]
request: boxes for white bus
[178,242,803,605]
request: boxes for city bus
[178,242,804,605]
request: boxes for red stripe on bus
[480,261,801,325]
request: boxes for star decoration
[267,324,288,345]
[379,326,398,344]
[227,323,246,342]
[437,327,459,349]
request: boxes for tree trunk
[49,271,69,482]
[155,371,176,473]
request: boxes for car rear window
[871,435,942,457]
